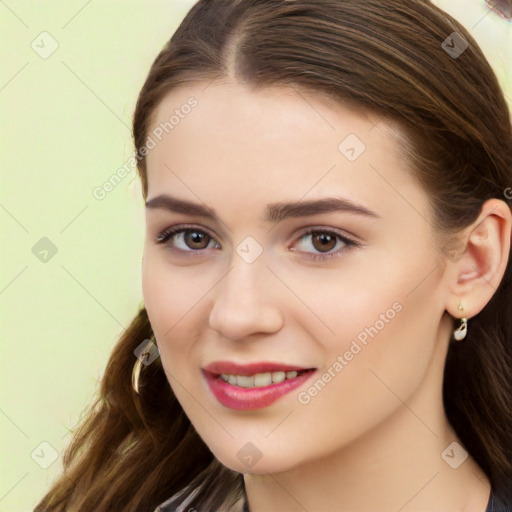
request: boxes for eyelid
[291,225,360,245]
[155,223,218,242]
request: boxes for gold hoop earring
[453,301,468,341]
[132,335,157,394]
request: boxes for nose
[208,257,284,341]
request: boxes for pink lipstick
[203,361,316,410]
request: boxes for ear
[441,198,511,319]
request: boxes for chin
[209,444,305,476]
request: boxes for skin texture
[141,80,511,512]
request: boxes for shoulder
[485,491,511,512]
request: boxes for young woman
[35,1,512,511]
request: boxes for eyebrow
[145,194,379,223]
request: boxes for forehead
[147,80,378,152]
[144,80,427,222]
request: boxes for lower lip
[203,370,315,410]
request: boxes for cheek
[142,254,210,330]
[277,254,410,351]
[334,272,440,408]
[291,249,442,409]
[141,254,216,373]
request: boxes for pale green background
[0,1,510,511]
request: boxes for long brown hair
[35,1,512,510]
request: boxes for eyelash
[154,224,361,261]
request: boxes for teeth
[254,373,272,387]
[272,371,286,383]
[236,375,254,388]
[219,370,303,388]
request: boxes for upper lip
[203,361,315,376]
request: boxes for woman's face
[142,80,451,474]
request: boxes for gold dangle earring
[453,301,468,341]
[132,335,157,394]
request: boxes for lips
[203,361,316,410]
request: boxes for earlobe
[443,198,512,320]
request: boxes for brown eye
[311,231,337,253]
[184,231,211,250]
[291,228,359,261]
[156,227,220,252]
